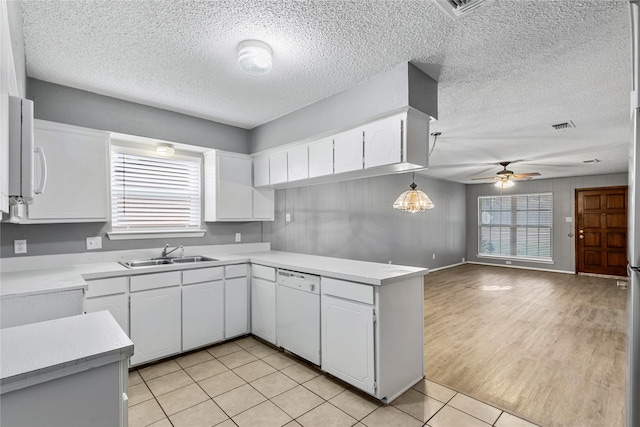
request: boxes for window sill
[107,230,206,240]
[476,254,554,265]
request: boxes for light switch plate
[86,236,102,250]
[285,213,291,222]
[235,233,241,242]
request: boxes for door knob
[579,235,584,239]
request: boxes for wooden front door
[575,186,628,277]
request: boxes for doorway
[575,186,628,277]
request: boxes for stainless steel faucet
[161,244,183,258]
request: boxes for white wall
[466,173,628,273]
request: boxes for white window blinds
[478,193,553,261]
[111,149,202,232]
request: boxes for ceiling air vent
[551,120,575,130]
[434,0,494,19]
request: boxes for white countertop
[1,245,428,297]
[1,311,133,393]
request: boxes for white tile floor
[128,336,539,427]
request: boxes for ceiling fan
[471,162,541,188]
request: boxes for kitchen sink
[119,256,218,269]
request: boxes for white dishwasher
[276,269,321,365]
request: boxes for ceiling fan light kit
[494,179,515,189]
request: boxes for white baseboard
[466,261,574,275]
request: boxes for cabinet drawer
[321,277,374,305]
[225,264,248,278]
[85,276,128,298]
[251,264,276,281]
[183,267,224,285]
[130,271,181,292]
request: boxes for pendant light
[393,173,435,212]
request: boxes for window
[478,193,552,261]
[109,145,204,239]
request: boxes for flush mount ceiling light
[156,142,175,156]
[237,40,272,76]
[393,173,435,213]
[494,178,515,189]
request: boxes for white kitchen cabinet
[204,150,253,221]
[205,150,274,221]
[130,284,181,366]
[251,265,277,345]
[83,276,129,335]
[333,127,364,174]
[182,280,224,351]
[269,151,288,185]
[287,145,309,182]
[308,137,334,178]
[12,120,109,223]
[363,113,403,169]
[84,294,129,335]
[321,276,424,403]
[253,188,275,221]
[321,293,375,395]
[225,264,249,338]
[253,156,270,187]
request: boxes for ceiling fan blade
[471,176,499,181]
[512,172,541,178]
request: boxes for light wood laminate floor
[423,264,627,427]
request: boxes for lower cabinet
[84,293,129,335]
[321,293,375,395]
[251,265,277,345]
[182,281,225,351]
[225,264,249,339]
[130,286,181,366]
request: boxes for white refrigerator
[627,2,640,427]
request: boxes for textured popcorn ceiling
[21,0,632,183]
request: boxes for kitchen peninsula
[0,244,428,403]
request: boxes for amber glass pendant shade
[393,182,435,212]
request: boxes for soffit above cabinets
[19,0,631,183]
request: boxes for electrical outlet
[86,236,102,250]
[285,213,291,222]
[235,233,241,242]
[432,253,436,260]
[506,260,512,265]
[14,240,27,254]
[462,257,466,263]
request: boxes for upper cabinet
[252,108,429,189]
[204,150,274,222]
[8,120,109,223]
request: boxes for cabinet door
[182,281,224,351]
[363,114,403,169]
[84,294,129,336]
[321,294,375,394]
[333,128,363,174]
[253,188,274,221]
[253,156,270,187]
[251,277,276,345]
[225,276,249,339]
[130,286,181,366]
[28,122,108,221]
[308,137,334,178]
[217,153,252,220]
[269,151,288,185]
[287,145,308,182]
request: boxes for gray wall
[250,62,437,153]
[28,79,250,153]
[263,173,466,269]
[465,172,628,273]
[0,221,262,258]
[1,79,258,258]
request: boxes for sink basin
[172,256,217,263]
[119,256,218,269]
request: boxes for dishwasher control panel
[277,269,320,294]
